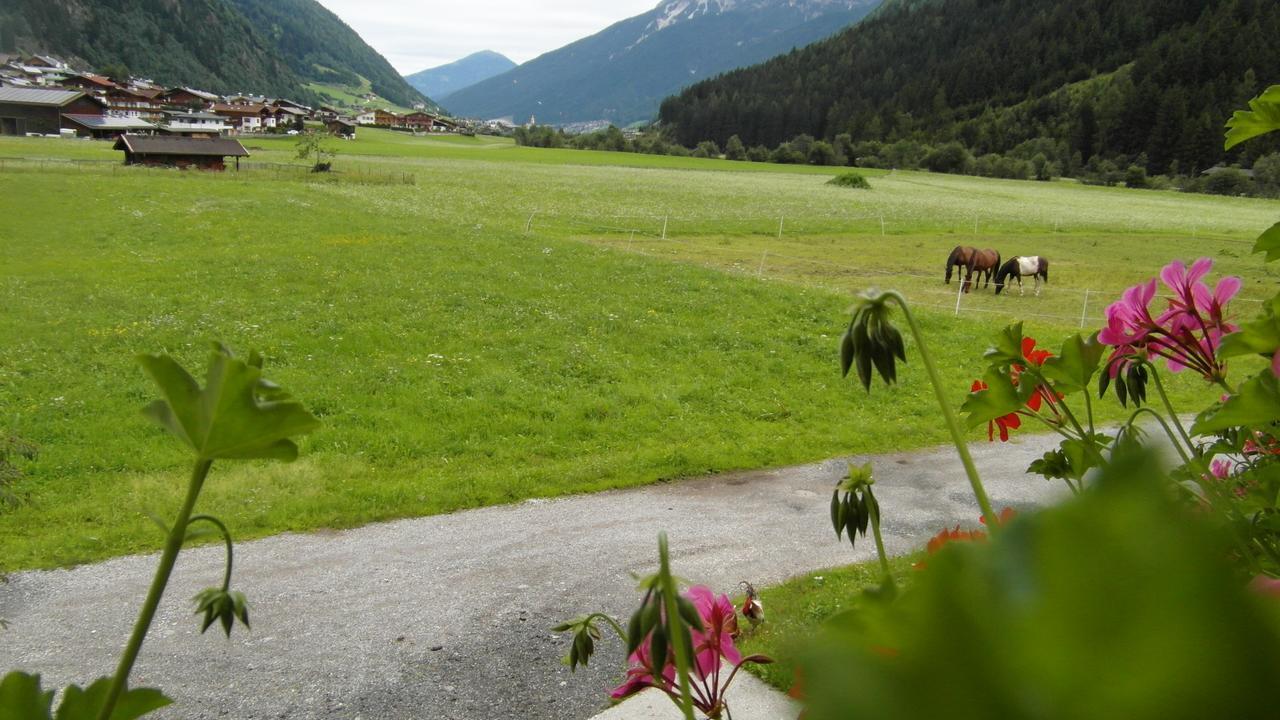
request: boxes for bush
[692,140,721,159]
[809,141,838,166]
[827,172,871,189]
[724,135,747,161]
[922,142,974,174]
[1125,165,1149,189]
[746,145,770,162]
[1204,167,1254,196]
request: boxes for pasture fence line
[517,207,1257,248]
[523,208,1266,330]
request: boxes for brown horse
[945,246,976,284]
[963,249,1001,293]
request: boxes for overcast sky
[315,0,660,74]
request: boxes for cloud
[316,0,659,73]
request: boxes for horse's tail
[1042,257,1049,283]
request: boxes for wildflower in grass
[1099,258,1241,382]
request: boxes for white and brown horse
[995,256,1049,296]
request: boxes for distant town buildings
[0,51,470,147]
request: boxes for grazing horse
[963,248,1001,293]
[995,256,1050,296]
[945,246,976,284]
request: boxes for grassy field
[0,129,1275,571]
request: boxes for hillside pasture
[0,130,1274,571]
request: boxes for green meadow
[1,129,1276,571]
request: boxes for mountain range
[406,51,515,102]
[0,0,430,108]
[443,0,883,125]
[659,0,1280,174]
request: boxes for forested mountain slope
[659,0,1280,173]
[227,0,429,108]
[444,0,883,125]
[0,0,429,107]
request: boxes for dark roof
[328,118,356,127]
[64,114,156,130]
[0,87,95,107]
[114,134,249,157]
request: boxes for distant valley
[406,51,515,103]
[441,0,883,125]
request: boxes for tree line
[657,0,1280,181]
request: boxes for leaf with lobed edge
[138,344,319,462]
[1224,85,1280,150]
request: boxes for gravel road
[0,433,1065,719]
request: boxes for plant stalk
[97,459,212,720]
[658,533,697,720]
[886,292,999,527]
[1146,362,1194,452]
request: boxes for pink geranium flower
[1098,258,1240,381]
[612,586,766,719]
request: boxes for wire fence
[0,156,415,185]
[523,209,1268,329]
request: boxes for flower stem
[1145,363,1194,453]
[1123,409,1192,466]
[97,459,213,720]
[657,532,696,720]
[188,515,233,591]
[584,612,629,644]
[885,292,999,528]
[869,498,893,585]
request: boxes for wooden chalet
[210,102,268,133]
[59,72,118,93]
[402,111,435,130]
[114,134,249,170]
[105,86,165,121]
[0,87,105,136]
[326,118,356,138]
[373,109,399,126]
[160,86,219,108]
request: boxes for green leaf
[0,671,54,720]
[1191,372,1280,434]
[138,344,320,462]
[1220,296,1280,359]
[961,368,1021,429]
[1040,333,1105,394]
[982,323,1025,367]
[1224,85,1280,150]
[52,678,170,720]
[800,445,1280,720]
[1253,222,1280,263]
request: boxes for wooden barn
[0,87,105,136]
[113,134,249,170]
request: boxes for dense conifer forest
[658,0,1280,178]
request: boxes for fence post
[777,215,784,239]
[628,230,635,250]
[758,251,768,278]
[879,214,885,236]
[524,210,537,235]
[954,279,965,317]
[662,214,669,240]
[1079,289,1091,328]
